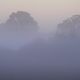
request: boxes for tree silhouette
[56,15,80,39]
[2,11,39,32]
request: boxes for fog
[0,11,80,80]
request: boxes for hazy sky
[0,0,80,31]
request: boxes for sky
[0,0,80,31]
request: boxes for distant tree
[3,11,39,32]
[55,15,80,39]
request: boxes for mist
[0,11,80,80]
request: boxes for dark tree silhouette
[56,15,80,39]
[1,11,39,32]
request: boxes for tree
[2,11,39,32]
[56,15,80,39]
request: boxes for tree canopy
[56,15,80,39]
[1,11,39,32]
